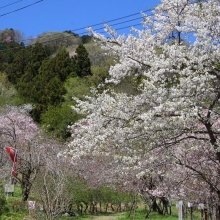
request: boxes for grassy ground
[117,207,201,220]
[118,210,179,220]
[1,206,201,220]
[1,185,202,220]
[58,207,201,220]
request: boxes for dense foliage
[0,30,100,139]
[3,1,220,218]
[0,180,8,216]
[74,43,92,77]
[65,0,220,218]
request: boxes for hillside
[0,29,116,141]
[35,31,110,66]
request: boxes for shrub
[0,181,9,216]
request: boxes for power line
[0,0,201,44]
[71,1,199,33]
[75,17,145,36]
[0,10,152,52]
[38,22,146,43]
[77,13,153,36]
[0,0,43,17]
[11,8,152,45]
[72,9,152,32]
[0,0,200,52]
[0,22,148,52]
[0,0,23,9]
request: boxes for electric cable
[72,8,152,32]
[78,16,145,34]
[0,0,43,17]
[0,0,23,9]
[35,13,154,45]
[18,9,152,44]
[77,13,153,36]
[0,0,202,52]
[0,21,147,52]
[27,15,149,43]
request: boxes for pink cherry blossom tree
[0,105,62,201]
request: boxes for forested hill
[0,28,115,141]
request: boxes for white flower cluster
[64,0,220,202]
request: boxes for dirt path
[88,213,124,220]
[89,217,117,220]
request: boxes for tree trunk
[21,173,32,201]
[152,198,157,211]
[217,205,220,220]
[84,202,88,213]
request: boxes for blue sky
[0,0,161,39]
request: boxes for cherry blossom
[65,0,220,214]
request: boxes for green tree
[7,47,30,84]
[74,43,92,77]
[29,71,66,122]
[17,43,48,101]
[64,76,92,102]
[17,46,74,122]
[54,48,74,82]
[0,180,8,216]
[27,42,49,76]
[0,41,22,72]
[81,35,92,44]
[44,76,66,105]
[41,104,82,140]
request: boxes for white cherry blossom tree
[66,0,220,216]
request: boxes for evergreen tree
[27,42,48,76]
[18,48,73,122]
[74,43,92,77]
[44,76,66,105]
[54,48,74,82]
[17,43,48,102]
[7,48,30,84]
[0,41,22,73]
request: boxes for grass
[58,208,201,220]
[1,204,202,220]
[117,206,202,220]
[1,185,202,220]
[2,185,28,220]
[118,209,178,220]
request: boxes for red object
[5,147,17,175]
